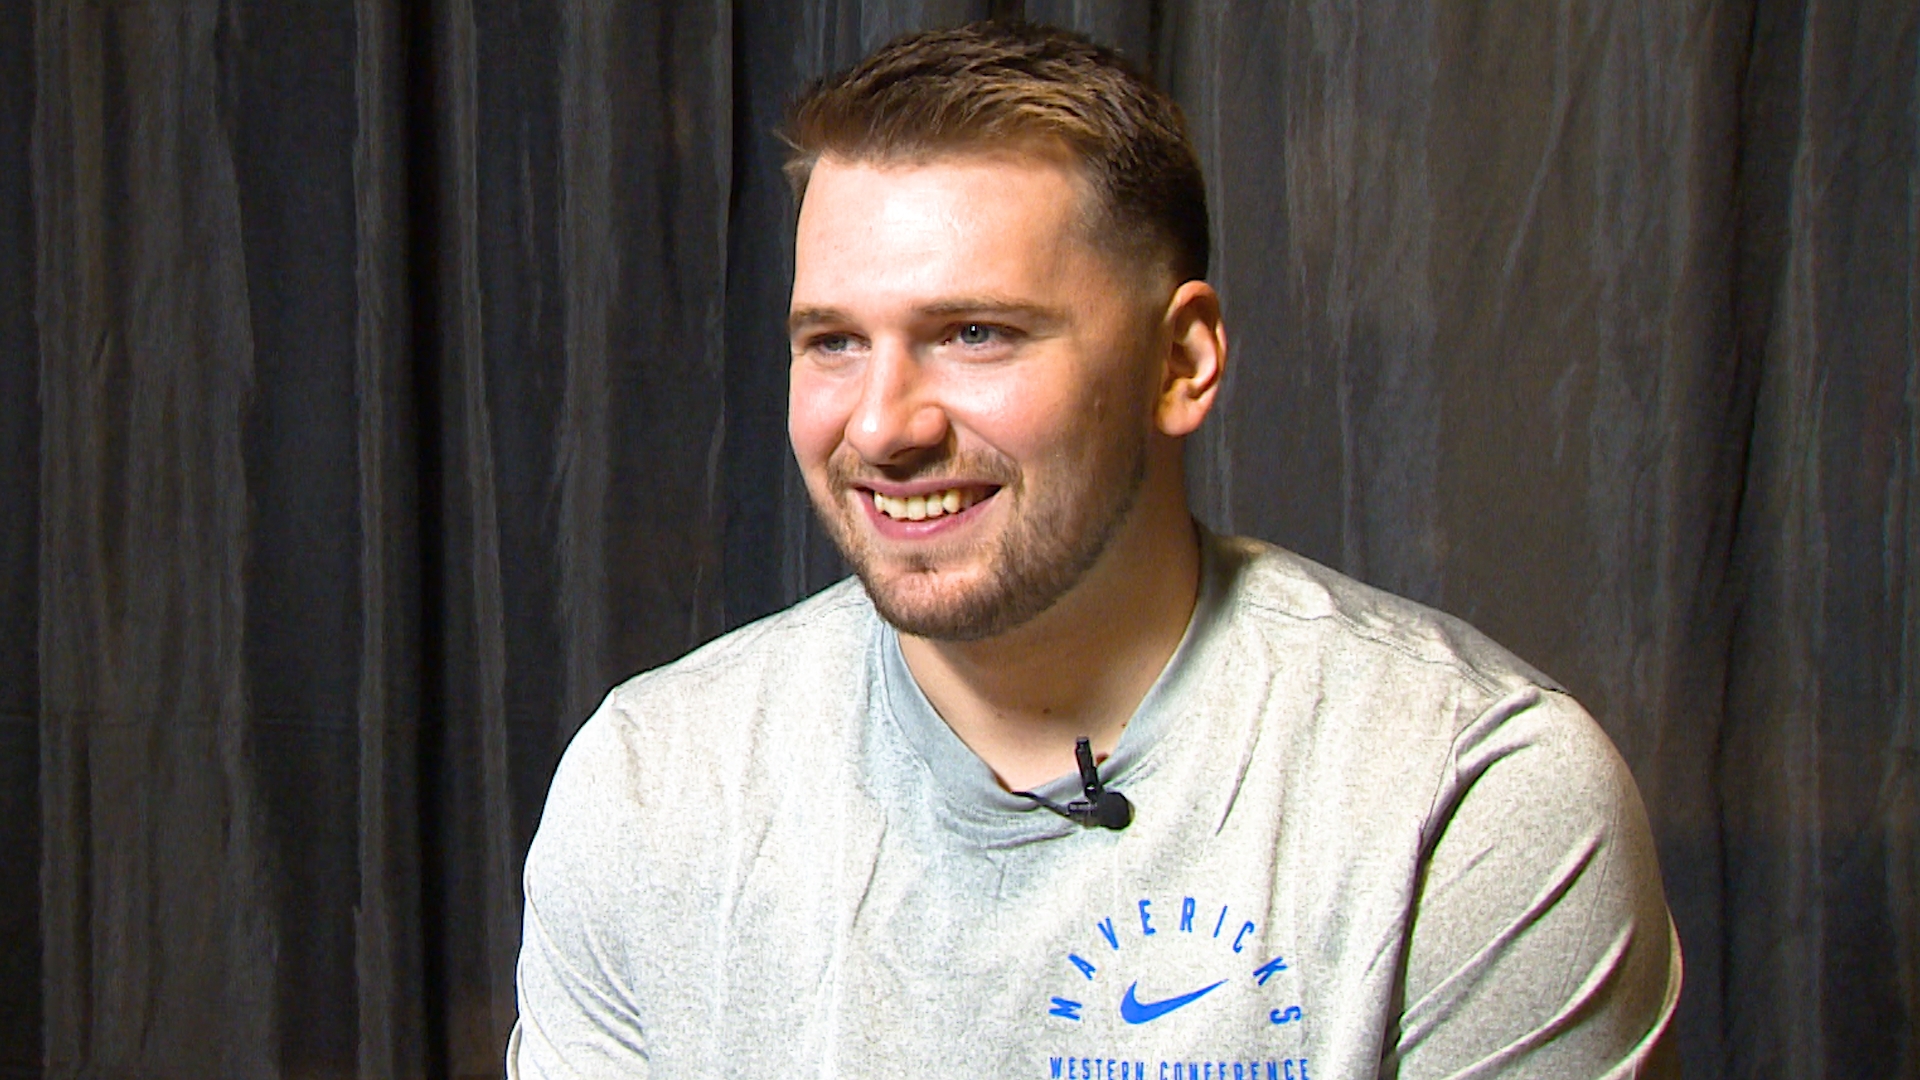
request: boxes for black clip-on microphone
[1013,737,1133,831]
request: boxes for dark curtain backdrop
[1,0,1914,1077]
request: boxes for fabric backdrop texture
[1,0,1915,1078]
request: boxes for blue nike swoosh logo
[1119,979,1228,1024]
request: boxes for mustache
[824,447,1019,490]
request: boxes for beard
[813,428,1150,642]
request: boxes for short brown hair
[781,21,1210,284]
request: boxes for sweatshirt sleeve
[507,714,654,1079]
[1386,687,1682,1079]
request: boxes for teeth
[871,487,983,522]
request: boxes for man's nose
[846,341,949,464]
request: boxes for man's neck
[897,513,1202,793]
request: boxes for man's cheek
[786,394,840,465]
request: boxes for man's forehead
[797,148,1095,239]
[787,151,1163,320]
[795,154,1088,275]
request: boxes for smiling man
[510,22,1680,1079]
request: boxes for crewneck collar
[871,526,1235,844]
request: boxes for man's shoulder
[532,577,875,861]
[1209,534,1646,875]
[606,575,874,710]
[1211,532,1561,698]
[551,577,874,795]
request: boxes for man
[510,21,1680,1079]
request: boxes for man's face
[787,151,1167,641]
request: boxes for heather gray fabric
[510,533,1680,1079]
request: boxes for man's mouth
[868,486,993,522]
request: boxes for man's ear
[1155,280,1226,437]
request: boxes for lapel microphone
[1014,736,1134,831]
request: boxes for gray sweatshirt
[510,533,1680,1079]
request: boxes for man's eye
[955,323,997,346]
[812,333,853,353]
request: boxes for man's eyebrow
[788,300,1066,336]
[910,295,1067,330]
[918,299,1066,326]
[787,306,849,336]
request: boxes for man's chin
[854,566,1014,643]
